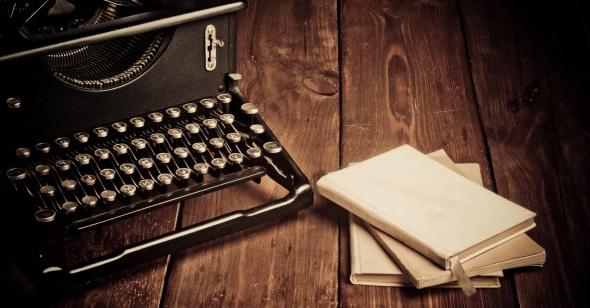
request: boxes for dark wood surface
[55,0,589,306]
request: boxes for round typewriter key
[100,169,116,180]
[241,102,259,114]
[74,132,89,144]
[211,158,227,169]
[185,123,200,134]
[131,138,147,150]
[219,114,235,124]
[157,173,173,185]
[119,163,136,175]
[165,107,181,118]
[226,132,241,143]
[35,209,56,223]
[55,137,70,149]
[228,153,244,164]
[94,148,110,160]
[112,122,127,133]
[81,174,97,186]
[263,141,283,154]
[167,128,183,139]
[113,143,128,155]
[138,158,154,169]
[139,179,155,191]
[249,124,265,134]
[61,179,77,190]
[182,103,197,114]
[6,168,27,181]
[6,97,21,109]
[35,164,51,176]
[55,160,71,172]
[61,201,78,213]
[191,142,207,153]
[15,147,31,159]
[35,142,51,154]
[209,138,224,149]
[217,93,232,104]
[150,133,165,144]
[39,185,56,197]
[100,190,117,202]
[156,153,172,164]
[82,195,98,207]
[120,184,137,197]
[148,112,163,123]
[193,163,209,174]
[246,147,262,158]
[93,127,108,138]
[75,154,91,165]
[175,168,191,180]
[130,117,145,128]
[202,118,218,129]
[173,147,189,159]
[200,98,216,109]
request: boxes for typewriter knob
[82,196,98,207]
[93,127,109,138]
[119,163,136,175]
[200,98,216,109]
[174,147,189,159]
[35,209,56,223]
[39,185,56,197]
[226,132,241,143]
[156,153,172,164]
[249,124,265,135]
[113,143,129,155]
[94,148,110,160]
[148,112,164,123]
[61,202,78,213]
[75,154,91,165]
[228,153,244,164]
[35,142,51,154]
[131,138,147,150]
[35,164,51,176]
[6,168,27,181]
[130,117,146,128]
[55,160,71,172]
[139,179,155,191]
[74,132,89,144]
[100,190,117,202]
[191,142,207,153]
[112,122,128,133]
[120,184,137,197]
[202,118,218,129]
[61,179,77,191]
[150,133,165,144]
[100,169,116,180]
[247,147,262,158]
[167,128,183,139]
[157,173,173,185]
[211,158,227,169]
[241,103,259,115]
[165,107,181,118]
[209,138,224,149]
[219,114,235,124]
[15,147,31,159]
[263,142,283,154]
[55,137,70,149]
[185,123,200,134]
[175,168,191,180]
[81,175,97,186]
[193,163,209,174]
[138,158,154,169]
[182,103,197,114]
[217,93,232,104]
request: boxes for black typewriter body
[0,0,312,296]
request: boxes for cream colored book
[318,144,536,269]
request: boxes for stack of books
[317,145,545,294]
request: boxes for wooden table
[56,0,589,306]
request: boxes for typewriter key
[35,142,51,154]
[94,148,110,160]
[211,158,227,169]
[35,209,56,223]
[228,153,244,164]
[74,132,89,144]
[167,128,183,139]
[15,147,31,158]
[100,169,116,180]
[174,147,189,159]
[82,195,98,207]
[156,153,171,164]
[185,123,200,134]
[182,103,197,114]
[241,103,259,114]
[75,154,91,165]
[166,107,181,118]
[200,98,216,109]
[119,163,136,175]
[138,158,154,169]
[217,93,232,104]
[263,141,283,154]
[175,168,191,180]
[130,117,145,128]
[148,112,163,123]
[6,97,21,109]
[120,184,137,197]
[100,190,117,202]
[193,163,209,174]
[39,185,56,197]
[61,201,78,213]
[35,164,51,176]
[113,143,128,155]
[6,168,27,181]
[112,122,127,133]
[226,132,241,143]
[250,124,265,134]
[131,138,147,150]
[219,114,235,124]
[247,147,262,158]
[203,118,218,129]
[150,133,165,144]
[93,127,109,138]
[209,138,224,149]
[191,142,207,153]
[157,173,173,185]
[55,160,71,172]
[139,179,155,191]
[81,174,97,186]
[61,179,77,190]
[55,137,70,149]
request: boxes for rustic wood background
[55,0,589,307]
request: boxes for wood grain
[339,0,514,306]
[161,0,341,306]
[459,1,590,306]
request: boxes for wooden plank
[339,0,515,306]
[161,0,340,306]
[458,0,590,306]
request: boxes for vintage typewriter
[0,0,312,295]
